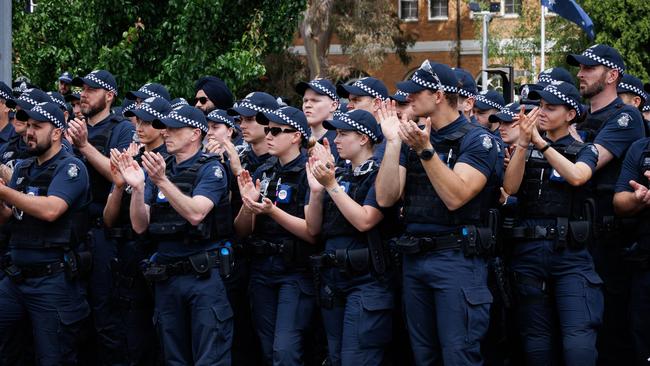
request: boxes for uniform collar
[275,151,306,171]
[431,115,468,143]
[544,133,574,145]
[0,122,16,143]
[170,148,204,173]
[589,96,623,116]
[34,145,66,167]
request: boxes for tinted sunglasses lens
[264,127,279,136]
[195,97,208,105]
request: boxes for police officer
[3,88,52,167]
[644,83,650,121]
[58,71,73,96]
[67,70,135,365]
[118,105,234,364]
[453,67,478,121]
[227,92,280,175]
[502,81,603,365]
[234,106,316,365]
[616,74,649,133]
[0,83,16,180]
[65,92,83,121]
[389,89,414,121]
[0,102,91,365]
[519,67,575,107]
[194,76,234,114]
[305,109,396,365]
[170,97,189,109]
[566,44,646,365]
[375,60,499,365]
[296,79,340,159]
[103,96,171,365]
[126,82,172,103]
[473,90,505,132]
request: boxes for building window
[428,0,448,19]
[399,0,419,21]
[503,0,522,15]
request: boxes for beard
[580,72,607,99]
[81,97,108,119]
[26,134,53,157]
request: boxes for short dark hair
[444,92,458,108]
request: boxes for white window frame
[428,0,449,21]
[398,0,419,22]
[501,0,522,18]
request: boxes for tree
[483,0,650,83]
[12,0,307,99]
[299,0,417,80]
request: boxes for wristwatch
[418,148,435,161]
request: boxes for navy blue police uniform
[507,82,603,365]
[143,105,234,365]
[394,62,500,366]
[0,103,91,365]
[311,110,398,366]
[247,106,316,365]
[70,70,136,365]
[567,45,647,365]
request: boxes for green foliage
[478,0,650,83]
[12,0,307,100]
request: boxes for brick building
[290,0,541,92]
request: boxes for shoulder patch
[617,113,631,128]
[214,166,223,179]
[67,163,79,178]
[481,134,493,150]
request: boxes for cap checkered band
[17,94,39,108]
[48,95,66,109]
[619,82,648,101]
[0,89,11,101]
[475,94,503,110]
[166,111,207,133]
[458,88,475,98]
[582,49,624,73]
[499,106,518,118]
[396,90,409,98]
[237,101,274,114]
[352,80,386,100]
[137,84,163,99]
[538,74,555,84]
[337,114,378,142]
[272,110,308,138]
[310,81,339,101]
[642,104,650,112]
[207,111,235,128]
[411,74,442,91]
[543,85,582,117]
[86,73,118,95]
[137,103,166,120]
[171,98,188,108]
[32,103,64,129]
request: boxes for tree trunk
[299,0,335,79]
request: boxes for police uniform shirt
[590,97,645,159]
[86,114,135,152]
[251,152,309,238]
[144,149,228,259]
[242,147,271,173]
[548,134,599,170]
[614,137,650,194]
[0,123,17,161]
[7,148,89,266]
[398,115,499,233]
[0,134,27,166]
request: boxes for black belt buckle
[4,264,24,284]
[142,263,168,282]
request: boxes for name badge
[26,186,39,196]
[549,169,565,182]
[156,190,168,203]
[275,184,293,204]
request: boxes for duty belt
[105,227,136,240]
[142,249,233,281]
[508,225,559,240]
[2,261,66,282]
[393,233,466,255]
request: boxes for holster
[188,252,211,278]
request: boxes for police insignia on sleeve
[214,167,223,178]
[482,135,493,150]
[67,164,79,178]
[617,113,630,128]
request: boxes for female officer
[234,106,316,366]
[305,109,395,366]
[502,81,603,366]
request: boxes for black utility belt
[310,248,377,277]
[506,218,590,250]
[596,215,638,234]
[391,225,493,257]
[142,249,234,282]
[105,227,137,240]
[2,261,66,282]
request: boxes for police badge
[617,113,630,128]
[482,135,493,150]
[67,164,79,178]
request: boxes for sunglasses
[194,97,209,105]
[264,126,297,136]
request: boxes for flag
[541,0,595,40]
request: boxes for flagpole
[540,4,546,74]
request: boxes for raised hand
[309,138,335,167]
[398,116,432,154]
[241,195,274,215]
[629,171,650,205]
[219,137,244,176]
[237,170,261,202]
[517,107,539,148]
[117,153,145,189]
[309,156,336,188]
[306,157,325,193]
[109,148,126,189]
[140,151,167,185]
[67,117,89,148]
[377,99,402,142]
